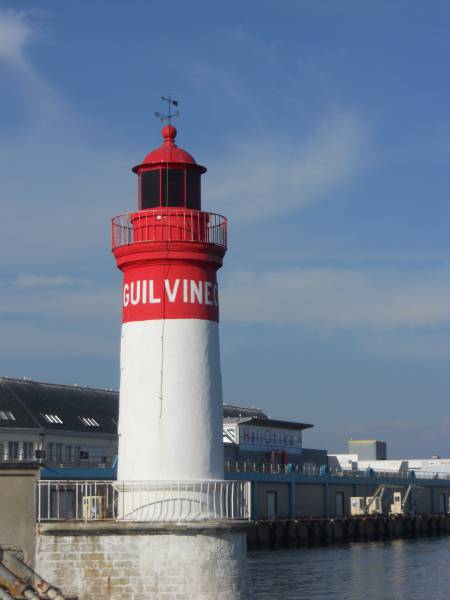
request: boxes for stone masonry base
[35,521,253,600]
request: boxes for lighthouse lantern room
[133,123,206,210]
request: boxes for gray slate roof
[0,377,275,434]
[0,377,118,434]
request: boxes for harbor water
[248,536,450,599]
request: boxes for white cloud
[0,11,133,268]
[221,267,450,329]
[0,285,120,358]
[0,8,69,127]
[14,275,81,288]
[207,112,366,220]
[0,287,119,321]
[0,320,118,359]
[0,9,32,66]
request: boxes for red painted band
[122,264,219,323]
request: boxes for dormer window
[43,413,63,424]
[80,417,100,427]
[0,410,15,421]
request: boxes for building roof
[348,440,386,444]
[132,125,206,174]
[224,416,313,431]
[222,404,268,419]
[0,377,118,434]
[0,377,288,434]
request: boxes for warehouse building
[0,377,326,473]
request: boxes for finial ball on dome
[162,124,177,142]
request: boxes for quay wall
[248,514,450,549]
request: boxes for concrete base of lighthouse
[35,521,254,600]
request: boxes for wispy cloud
[230,28,279,63]
[0,320,118,359]
[14,275,82,288]
[0,9,71,128]
[0,287,119,320]
[221,267,450,329]
[311,419,450,457]
[0,284,120,358]
[208,112,367,220]
[0,9,32,66]
[0,10,132,268]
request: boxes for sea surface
[248,537,450,599]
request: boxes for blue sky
[0,1,448,457]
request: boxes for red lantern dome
[132,126,206,210]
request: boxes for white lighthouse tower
[112,119,227,485]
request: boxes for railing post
[37,482,41,522]
[250,481,257,520]
[289,480,296,519]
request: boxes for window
[43,413,63,424]
[0,443,5,460]
[0,410,15,421]
[55,443,63,462]
[266,491,278,520]
[161,169,185,207]
[47,442,54,460]
[439,494,446,514]
[140,170,160,208]
[186,171,201,209]
[8,441,19,460]
[79,417,100,427]
[64,445,73,463]
[23,442,34,460]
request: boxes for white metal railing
[224,461,450,481]
[36,480,251,522]
[111,209,227,250]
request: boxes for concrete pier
[36,521,253,600]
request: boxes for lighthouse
[35,106,253,600]
[112,107,228,486]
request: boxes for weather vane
[155,95,180,125]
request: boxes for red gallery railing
[112,209,227,250]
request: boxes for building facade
[0,377,117,468]
[0,377,326,474]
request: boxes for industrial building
[329,439,450,480]
[348,439,387,460]
[0,377,118,469]
[0,376,326,475]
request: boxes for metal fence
[0,455,115,468]
[37,479,251,522]
[112,209,227,250]
[225,461,450,481]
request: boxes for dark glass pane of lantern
[161,169,184,207]
[141,170,160,208]
[186,171,201,210]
